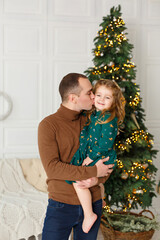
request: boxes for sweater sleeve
[88,118,117,161]
[38,120,97,182]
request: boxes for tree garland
[102,211,159,233]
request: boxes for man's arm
[38,120,97,181]
[38,120,112,182]
[75,158,113,189]
[75,170,112,189]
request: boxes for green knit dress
[66,110,118,184]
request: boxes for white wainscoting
[0,0,159,184]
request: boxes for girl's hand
[82,156,93,166]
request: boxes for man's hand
[96,157,114,177]
[75,177,98,189]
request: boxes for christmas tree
[85,5,158,211]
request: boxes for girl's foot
[82,213,97,233]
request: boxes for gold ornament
[121,172,129,179]
[108,61,114,67]
[135,174,139,180]
[147,172,152,179]
[133,189,144,194]
[130,173,135,177]
[142,163,149,169]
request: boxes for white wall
[0,0,159,182]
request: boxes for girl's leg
[73,199,102,240]
[99,183,106,207]
[73,182,97,233]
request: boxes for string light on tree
[103,205,112,213]
[117,130,153,151]
[129,92,140,107]
[117,159,124,168]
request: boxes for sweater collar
[57,104,81,121]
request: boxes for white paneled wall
[0,1,160,179]
[139,0,160,184]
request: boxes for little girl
[66,79,125,233]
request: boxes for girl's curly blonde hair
[87,79,125,125]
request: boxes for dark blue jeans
[42,199,102,240]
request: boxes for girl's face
[94,85,114,111]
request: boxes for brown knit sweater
[38,104,106,205]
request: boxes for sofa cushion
[19,158,47,193]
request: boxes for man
[38,73,114,240]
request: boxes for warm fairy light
[123,60,135,68]
[129,92,140,107]
[128,203,131,208]
[142,176,146,180]
[117,130,153,158]
[123,207,127,212]
[104,205,113,213]
[109,17,125,30]
[116,33,127,44]
[95,17,127,58]
[149,139,154,146]
[114,66,120,71]
[127,194,131,199]
[92,59,135,74]
[109,40,113,46]
[117,143,127,151]
[117,159,124,168]
[126,138,132,144]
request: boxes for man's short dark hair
[59,73,87,102]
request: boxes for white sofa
[0,158,48,240]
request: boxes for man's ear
[68,93,77,104]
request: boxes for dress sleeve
[88,118,118,161]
